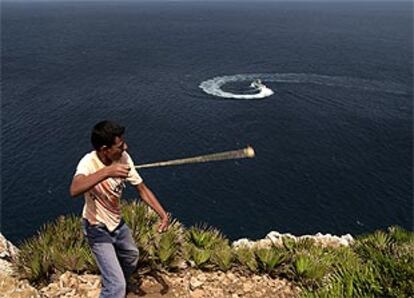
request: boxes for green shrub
[234,246,258,273]
[329,260,381,297]
[211,242,234,271]
[301,247,381,297]
[153,219,184,270]
[122,201,159,252]
[282,236,296,251]
[15,215,95,285]
[352,228,414,297]
[290,246,332,290]
[355,230,394,254]
[255,247,285,273]
[191,247,211,268]
[184,224,230,269]
[388,225,414,244]
[187,224,223,249]
[306,227,414,297]
[122,200,167,272]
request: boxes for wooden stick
[135,146,255,169]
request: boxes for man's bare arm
[136,182,169,232]
[70,164,130,197]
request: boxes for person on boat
[250,79,265,90]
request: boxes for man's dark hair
[91,120,125,150]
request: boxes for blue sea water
[1,1,413,244]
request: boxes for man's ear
[98,145,108,153]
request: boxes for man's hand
[70,164,130,197]
[158,216,169,233]
[105,164,130,179]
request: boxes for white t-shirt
[74,150,143,231]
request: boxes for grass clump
[234,245,258,273]
[184,224,231,270]
[302,227,414,297]
[14,215,96,285]
[352,229,414,297]
[211,241,234,272]
[255,247,285,274]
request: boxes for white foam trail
[199,73,407,99]
[199,74,274,99]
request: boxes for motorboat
[250,79,266,90]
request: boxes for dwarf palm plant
[52,245,89,273]
[354,228,414,297]
[330,260,381,297]
[255,247,285,273]
[191,246,211,268]
[211,242,234,272]
[185,224,227,269]
[292,253,327,287]
[295,238,316,251]
[288,243,336,290]
[122,201,160,267]
[234,246,258,273]
[282,236,296,251]
[300,246,380,297]
[301,282,343,298]
[388,226,414,244]
[15,239,54,284]
[187,224,223,249]
[282,237,316,253]
[15,214,92,284]
[152,219,185,270]
[122,200,159,245]
[158,228,178,264]
[355,231,393,254]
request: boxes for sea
[1,1,413,244]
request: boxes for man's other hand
[158,216,169,233]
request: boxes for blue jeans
[82,219,139,298]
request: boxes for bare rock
[197,272,207,283]
[243,281,254,293]
[40,271,100,298]
[0,272,40,298]
[226,272,236,281]
[0,259,15,277]
[190,276,204,290]
[210,288,224,297]
[233,230,354,250]
[232,238,254,249]
[266,231,295,247]
[0,233,19,262]
[190,288,204,298]
[253,239,273,250]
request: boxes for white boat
[246,79,274,98]
[250,79,265,89]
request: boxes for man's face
[104,136,128,162]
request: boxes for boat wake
[199,73,408,100]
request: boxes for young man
[70,120,169,298]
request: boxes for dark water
[1,1,413,244]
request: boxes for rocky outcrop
[0,233,19,261]
[0,273,40,298]
[0,233,19,277]
[40,272,100,298]
[233,230,354,249]
[0,233,39,297]
[37,270,298,298]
